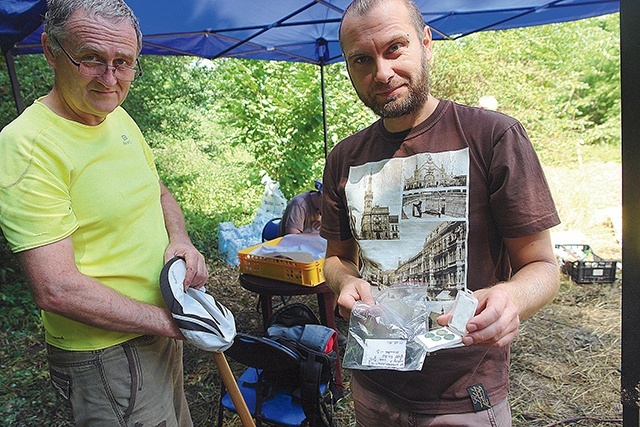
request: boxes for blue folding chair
[217,333,333,427]
[262,218,282,242]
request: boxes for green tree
[212,59,326,198]
[0,54,52,128]
[211,58,375,199]
[123,55,215,144]
[431,13,620,164]
[124,57,264,255]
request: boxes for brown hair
[339,0,426,51]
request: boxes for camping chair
[262,218,282,242]
[217,333,333,427]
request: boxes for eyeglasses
[51,35,143,82]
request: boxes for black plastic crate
[555,243,617,284]
[564,257,617,284]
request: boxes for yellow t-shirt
[0,100,169,350]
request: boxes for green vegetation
[431,14,620,163]
[0,14,620,426]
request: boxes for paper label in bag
[362,339,406,368]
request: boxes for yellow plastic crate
[238,237,325,286]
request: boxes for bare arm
[324,238,375,319]
[160,182,208,289]
[284,226,302,235]
[452,229,559,348]
[18,237,184,339]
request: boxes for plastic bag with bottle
[217,175,287,266]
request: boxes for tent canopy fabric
[2,0,620,63]
[0,0,621,153]
[0,0,46,54]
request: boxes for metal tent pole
[621,0,640,425]
[316,37,330,159]
[320,62,328,158]
[4,50,25,115]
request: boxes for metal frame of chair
[217,333,333,427]
[261,218,282,242]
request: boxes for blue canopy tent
[3,1,639,425]
[1,0,46,112]
[1,0,620,154]
[5,0,621,60]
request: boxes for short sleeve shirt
[279,191,322,235]
[321,99,560,413]
[0,101,169,350]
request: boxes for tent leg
[4,50,25,115]
[621,0,640,425]
[320,62,328,158]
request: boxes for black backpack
[265,303,337,427]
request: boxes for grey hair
[44,0,142,54]
[339,0,426,51]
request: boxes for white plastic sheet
[218,175,287,266]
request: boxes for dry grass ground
[184,158,626,426]
[509,279,621,426]
[509,160,623,426]
[1,158,622,426]
[191,160,624,426]
[193,268,622,427]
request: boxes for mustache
[372,81,393,91]
[371,77,410,95]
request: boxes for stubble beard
[358,55,430,119]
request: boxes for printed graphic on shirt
[345,149,469,325]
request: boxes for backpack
[265,303,337,427]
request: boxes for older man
[320,0,560,425]
[0,0,206,425]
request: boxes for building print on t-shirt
[345,149,469,305]
[403,153,467,219]
[360,173,400,240]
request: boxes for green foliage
[0,236,60,426]
[152,133,262,259]
[0,54,52,129]
[123,56,216,144]
[213,59,326,198]
[431,14,620,165]
[211,58,375,199]
[0,279,39,332]
[323,63,378,149]
[0,235,39,331]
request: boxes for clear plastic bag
[416,289,478,352]
[342,285,429,371]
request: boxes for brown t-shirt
[320,99,560,414]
